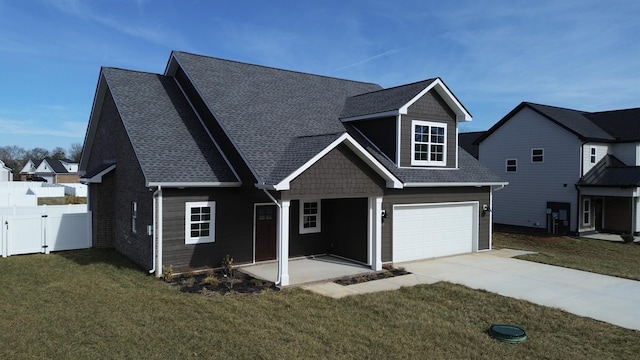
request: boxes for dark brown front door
[255,205,277,261]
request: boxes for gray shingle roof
[578,155,640,187]
[340,79,436,119]
[101,67,238,185]
[479,102,640,144]
[172,52,383,185]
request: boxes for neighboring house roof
[577,155,640,187]
[477,102,640,144]
[99,67,240,186]
[458,131,485,159]
[21,158,76,174]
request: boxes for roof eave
[403,181,509,188]
[399,78,472,122]
[146,181,242,188]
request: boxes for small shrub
[202,275,219,287]
[620,233,635,243]
[221,255,236,290]
[162,265,173,282]
[249,278,264,287]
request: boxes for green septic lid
[488,324,527,344]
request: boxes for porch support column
[277,199,290,286]
[368,196,383,271]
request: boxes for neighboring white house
[19,158,79,183]
[477,102,640,236]
[0,160,12,182]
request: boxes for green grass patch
[493,231,640,281]
[1,248,638,358]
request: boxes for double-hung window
[506,159,517,172]
[531,148,544,162]
[590,147,597,164]
[411,120,446,166]
[131,202,137,234]
[299,200,321,234]
[185,201,215,244]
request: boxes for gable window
[531,148,544,162]
[185,201,215,244]
[583,198,591,226]
[590,147,597,164]
[506,159,517,172]
[299,200,321,234]
[131,202,138,234]
[411,120,446,166]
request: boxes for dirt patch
[334,265,411,286]
[171,270,278,295]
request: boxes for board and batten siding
[479,107,582,232]
[381,187,491,263]
[399,90,457,168]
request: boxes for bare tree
[25,147,50,161]
[68,143,83,162]
[51,147,67,159]
[0,145,26,180]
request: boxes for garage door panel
[393,203,476,262]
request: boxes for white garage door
[393,202,477,262]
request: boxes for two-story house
[79,51,505,285]
[477,102,640,236]
[20,158,79,183]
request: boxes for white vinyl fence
[1,204,91,257]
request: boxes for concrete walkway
[303,249,640,331]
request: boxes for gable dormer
[341,78,471,169]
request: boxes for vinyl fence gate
[1,205,92,257]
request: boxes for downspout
[149,187,156,274]
[260,186,281,284]
[150,186,163,277]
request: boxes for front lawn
[493,231,640,281]
[0,249,638,359]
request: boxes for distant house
[478,102,640,236]
[79,51,505,285]
[0,160,12,182]
[458,131,485,159]
[20,158,79,184]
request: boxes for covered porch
[241,255,373,286]
[578,189,640,236]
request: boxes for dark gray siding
[288,200,327,257]
[381,187,491,262]
[399,90,457,168]
[284,144,385,200]
[86,87,154,269]
[161,188,268,270]
[351,116,397,161]
[603,197,632,233]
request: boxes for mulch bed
[334,265,411,286]
[171,270,278,295]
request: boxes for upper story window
[531,148,544,163]
[185,201,215,244]
[411,120,446,166]
[506,159,517,173]
[590,147,597,164]
[300,200,321,234]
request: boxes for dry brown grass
[0,248,638,359]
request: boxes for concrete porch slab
[240,256,372,286]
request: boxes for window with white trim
[131,202,137,234]
[583,198,591,226]
[411,120,446,166]
[299,200,321,234]
[506,159,517,172]
[531,148,544,162]
[185,201,215,244]
[590,147,596,164]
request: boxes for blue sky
[1,0,639,152]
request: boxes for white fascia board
[340,110,400,122]
[399,78,472,122]
[273,133,403,191]
[79,164,116,184]
[147,181,242,188]
[403,182,509,188]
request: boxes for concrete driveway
[399,250,640,331]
